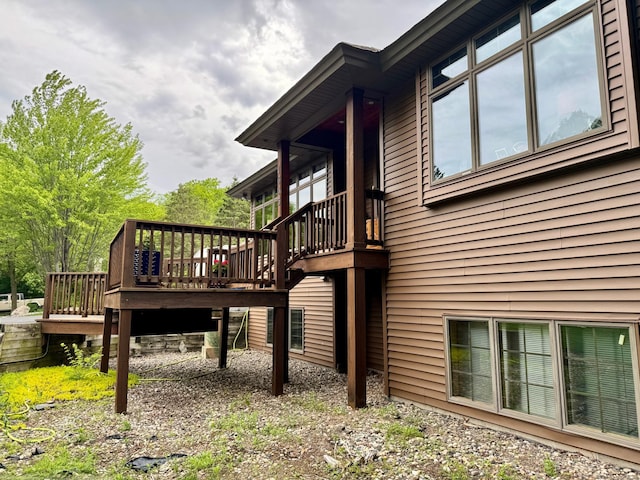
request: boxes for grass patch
[22,444,97,478]
[385,423,423,442]
[0,366,139,411]
[290,392,329,413]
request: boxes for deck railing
[107,220,278,290]
[280,189,384,266]
[43,272,107,318]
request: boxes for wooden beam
[103,288,288,310]
[39,319,117,336]
[115,309,132,414]
[218,307,229,369]
[346,88,366,250]
[291,249,389,272]
[347,267,367,408]
[100,308,114,373]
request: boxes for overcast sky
[0,0,443,193]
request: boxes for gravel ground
[4,349,640,479]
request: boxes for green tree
[218,178,250,229]
[164,178,227,225]
[0,70,151,273]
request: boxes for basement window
[266,307,305,353]
[445,317,640,445]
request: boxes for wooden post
[121,220,137,289]
[42,274,52,319]
[115,309,132,414]
[278,140,290,218]
[346,88,366,250]
[274,169,290,385]
[347,267,367,408]
[272,302,288,395]
[218,307,230,369]
[100,307,113,373]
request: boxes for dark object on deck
[125,454,187,472]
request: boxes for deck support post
[272,302,288,396]
[115,309,132,414]
[346,87,366,250]
[218,307,230,369]
[347,267,367,408]
[100,308,114,373]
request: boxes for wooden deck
[39,314,116,335]
[44,194,388,413]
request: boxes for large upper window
[253,161,327,229]
[289,162,327,212]
[446,317,639,444]
[254,188,278,229]
[430,0,604,182]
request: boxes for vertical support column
[218,307,230,369]
[271,301,288,396]
[100,307,114,373]
[115,309,132,414]
[347,267,367,408]
[42,274,51,319]
[278,140,290,218]
[121,220,138,289]
[275,139,290,386]
[346,88,366,250]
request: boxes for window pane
[298,185,310,207]
[498,322,555,419]
[313,163,327,178]
[533,14,602,146]
[299,170,310,186]
[312,178,327,202]
[432,82,472,180]
[432,47,468,88]
[255,208,263,229]
[531,0,588,31]
[477,52,528,165]
[476,14,521,63]
[290,309,303,351]
[562,326,638,438]
[264,204,275,226]
[289,193,297,213]
[448,320,493,404]
[266,308,274,345]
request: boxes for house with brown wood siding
[230,0,640,464]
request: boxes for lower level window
[446,317,639,444]
[561,325,638,438]
[266,307,304,352]
[498,322,555,419]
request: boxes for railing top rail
[47,272,107,276]
[121,218,277,237]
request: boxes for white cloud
[0,0,443,193]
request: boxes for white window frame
[265,306,305,353]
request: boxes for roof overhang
[235,0,520,153]
[235,43,381,152]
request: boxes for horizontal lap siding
[289,276,334,368]
[247,276,334,368]
[383,74,640,418]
